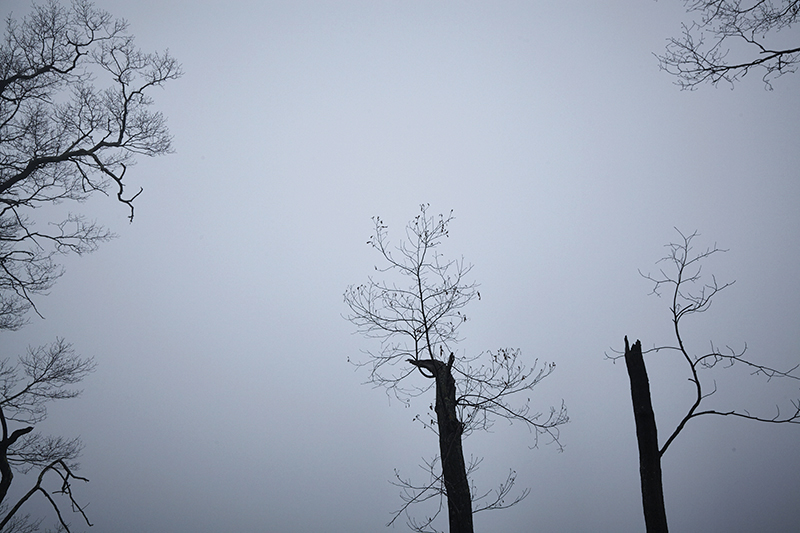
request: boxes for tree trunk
[409,355,474,533]
[0,419,33,506]
[624,337,668,533]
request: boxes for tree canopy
[0,0,181,331]
[0,1,180,530]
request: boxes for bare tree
[657,0,800,89]
[0,0,182,330]
[0,1,180,530]
[344,204,567,533]
[611,229,800,532]
[0,339,95,532]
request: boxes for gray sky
[2,1,800,532]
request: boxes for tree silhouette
[344,204,567,533]
[1,0,181,330]
[0,1,180,529]
[613,229,800,532]
[0,339,95,532]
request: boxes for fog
[2,1,799,532]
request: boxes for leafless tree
[344,204,567,533]
[0,1,180,530]
[0,0,182,330]
[611,229,800,532]
[0,338,95,532]
[657,0,800,89]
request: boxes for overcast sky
[2,1,800,532]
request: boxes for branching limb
[344,204,477,396]
[0,338,93,524]
[657,0,800,88]
[388,458,446,533]
[472,468,530,513]
[455,349,568,450]
[0,459,91,533]
[0,0,182,327]
[636,229,800,456]
[389,456,530,533]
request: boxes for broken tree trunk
[408,354,474,533]
[624,336,668,533]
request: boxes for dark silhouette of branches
[611,228,800,532]
[0,0,182,330]
[637,229,800,456]
[386,445,547,533]
[0,459,91,533]
[0,2,178,529]
[388,455,528,533]
[344,204,567,533]
[345,206,476,399]
[657,0,800,89]
[0,338,94,532]
[455,348,566,444]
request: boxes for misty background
[2,1,799,532]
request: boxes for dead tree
[613,229,800,532]
[344,204,567,533]
[623,337,668,533]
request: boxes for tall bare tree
[612,230,800,532]
[0,1,180,529]
[344,205,567,533]
[658,0,800,89]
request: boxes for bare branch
[388,456,530,533]
[0,459,91,533]
[455,349,567,450]
[657,0,800,89]
[0,338,94,528]
[0,2,176,529]
[0,0,182,327]
[634,229,800,457]
[619,228,800,533]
